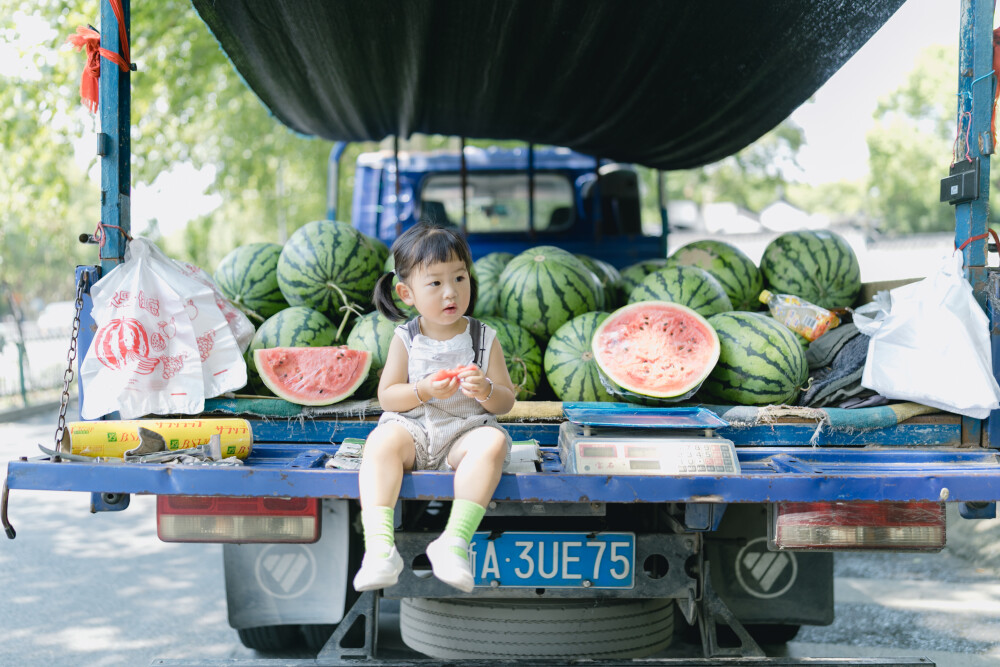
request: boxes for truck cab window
[421,173,574,233]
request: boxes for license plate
[469,531,635,589]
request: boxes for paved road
[3,409,1000,665]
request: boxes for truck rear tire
[400,597,673,659]
[236,625,300,652]
[746,623,801,644]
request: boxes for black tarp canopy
[192,0,906,170]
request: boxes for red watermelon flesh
[432,364,477,382]
[592,301,720,398]
[253,346,372,406]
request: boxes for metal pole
[955,0,992,301]
[658,170,669,257]
[394,135,402,236]
[327,141,348,221]
[99,0,130,274]
[593,156,603,242]
[528,143,535,239]
[460,137,468,235]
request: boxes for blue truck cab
[5,0,1000,664]
[349,145,666,266]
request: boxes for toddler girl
[352,223,515,593]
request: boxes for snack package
[759,289,841,342]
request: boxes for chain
[53,271,90,462]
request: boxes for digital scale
[559,403,740,476]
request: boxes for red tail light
[769,501,945,551]
[157,495,321,544]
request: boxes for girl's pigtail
[373,271,408,321]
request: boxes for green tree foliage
[0,1,95,312]
[865,44,957,234]
[651,120,805,215]
[2,0,366,302]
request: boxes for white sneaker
[426,535,475,593]
[352,546,404,592]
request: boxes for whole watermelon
[669,240,763,311]
[700,311,809,406]
[364,234,390,269]
[544,312,615,402]
[760,230,861,310]
[214,242,289,322]
[628,265,732,317]
[345,311,398,399]
[480,316,543,400]
[277,220,382,322]
[618,258,669,297]
[576,254,625,309]
[245,306,342,394]
[473,252,514,317]
[497,246,602,339]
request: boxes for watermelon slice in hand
[431,364,477,382]
[253,346,372,406]
[592,301,720,400]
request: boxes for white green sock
[361,506,395,558]
[443,499,486,558]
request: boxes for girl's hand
[420,375,460,401]
[457,366,490,401]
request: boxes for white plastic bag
[143,244,248,398]
[168,257,255,353]
[80,239,248,419]
[81,241,205,419]
[857,250,1000,419]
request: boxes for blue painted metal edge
[8,446,1000,503]
[99,0,131,272]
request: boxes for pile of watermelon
[214,223,863,408]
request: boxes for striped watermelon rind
[364,234,390,270]
[543,312,615,402]
[669,240,763,311]
[345,311,399,398]
[629,265,733,317]
[701,311,809,406]
[277,220,382,325]
[245,306,342,393]
[214,242,289,322]
[576,254,625,310]
[759,230,861,310]
[473,252,514,317]
[618,258,669,297]
[479,316,543,400]
[592,301,720,401]
[497,246,602,339]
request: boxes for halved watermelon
[591,301,720,400]
[253,346,372,406]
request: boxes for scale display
[559,421,740,476]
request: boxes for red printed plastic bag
[81,241,204,419]
[80,239,249,419]
[143,243,248,398]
